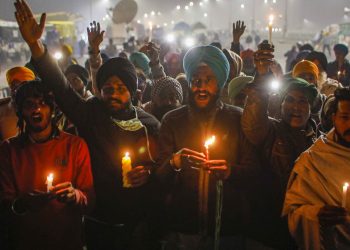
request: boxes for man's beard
[24,118,51,133]
[335,127,350,148]
[188,90,220,114]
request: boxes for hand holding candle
[122,152,132,188]
[343,182,349,207]
[46,173,54,192]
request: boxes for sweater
[0,131,94,250]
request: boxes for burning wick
[204,136,216,160]
[46,173,54,192]
[343,182,349,207]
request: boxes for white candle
[122,152,132,188]
[268,15,274,44]
[46,173,54,192]
[149,22,153,42]
[343,182,349,207]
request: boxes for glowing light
[151,11,155,16]
[204,13,208,17]
[241,4,245,8]
[171,20,175,24]
[270,80,280,91]
[164,22,168,27]
[205,136,216,149]
[176,5,181,10]
[199,2,203,6]
[184,37,195,48]
[185,5,189,10]
[189,2,194,6]
[166,33,176,43]
[54,52,63,60]
[137,20,141,24]
[144,13,148,18]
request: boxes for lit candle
[46,173,54,192]
[122,152,132,188]
[337,71,342,80]
[268,15,274,44]
[343,182,349,207]
[204,136,216,160]
[149,22,153,42]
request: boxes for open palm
[14,0,46,45]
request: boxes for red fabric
[0,131,94,250]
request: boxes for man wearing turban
[327,43,350,87]
[14,2,160,249]
[156,45,259,249]
[241,43,321,249]
[0,66,35,141]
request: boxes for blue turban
[183,45,229,89]
[129,52,151,76]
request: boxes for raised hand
[254,40,275,76]
[87,21,105,54]
[232,20,246,44]
[144,42,160,64]
[14,0,46,46]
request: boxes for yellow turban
[6,66,35,88]
[292,60,319,80]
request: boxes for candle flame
[269,15,274,25]
[125,152,130,157]
[204,136,216,149]
[47,173,53,182]
[344,182,349,188]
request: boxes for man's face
[100,75,131,113]
[296,72,317,86]
[189,65,219,109]
[335,51,345,62]
[66,73,85,96]
[333,100,350,144]
[281,90,311,129]
[22,96,52,132]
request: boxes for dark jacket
[241,84,320,247]
[31,51,160,225]
[156,103,260,236]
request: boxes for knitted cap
[152,76,183,104]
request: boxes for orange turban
[292,60,319,80]
[6,66,35,88]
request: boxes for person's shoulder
[58,130,88,147]
[221,103,243,116]
[136,107,160,127]
[161,105,188,123]
[0,97,11,106]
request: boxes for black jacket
[156,103,260,236]
[32,51,160,224]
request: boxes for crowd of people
[1,0,350,249]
